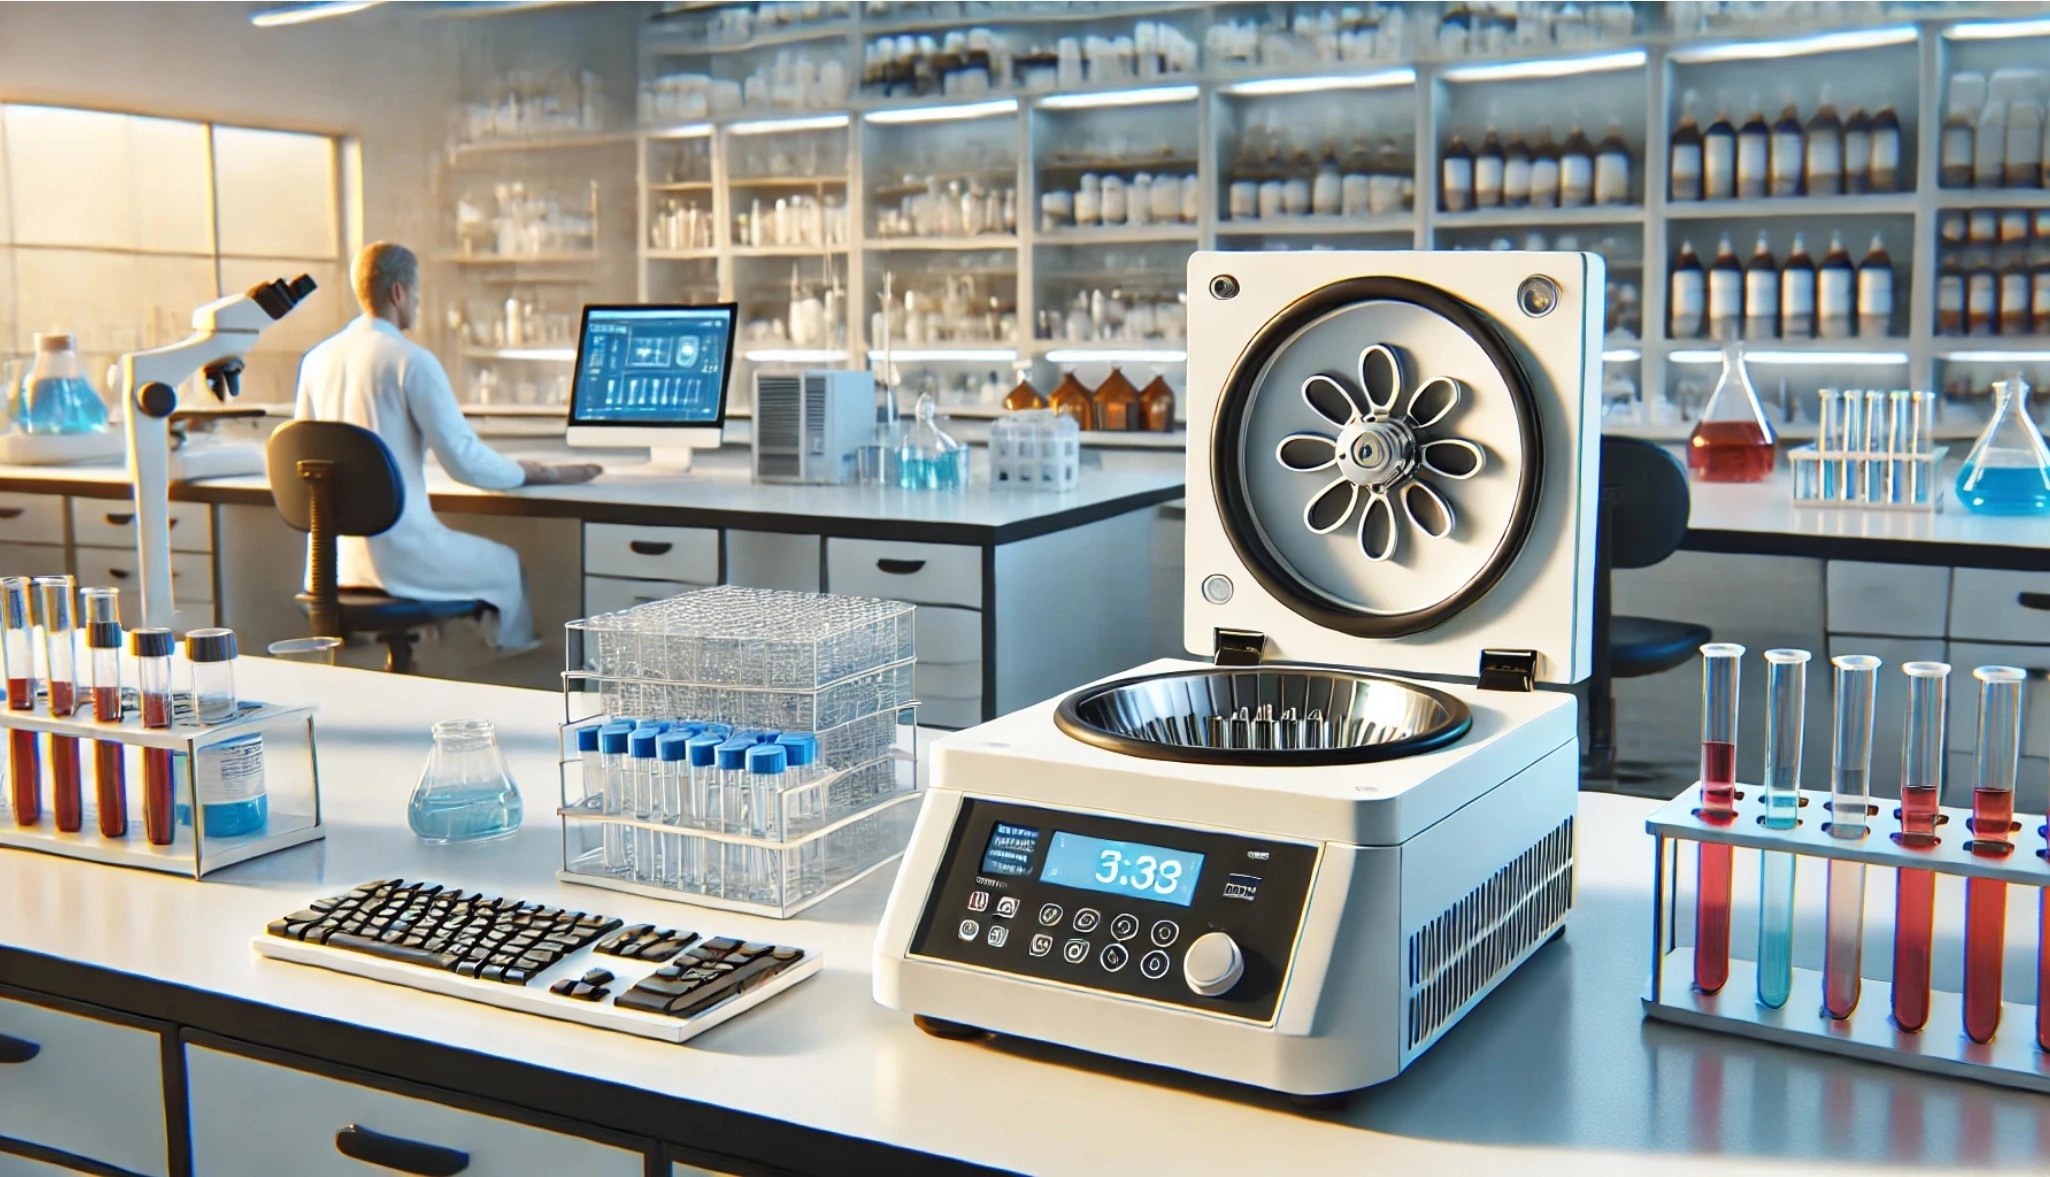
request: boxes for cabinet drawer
[827,538,979,608]
[74,549,213,607]
[725,529,820,592]
[1950,569,2050,645]
[585,575,699,617]
[917,604,982,664]
[920,695,984,730]
[1945,642,2050,765]
[71,499,211,553]
[584,523,717,584]
[0,542,65,580]
[1827,561,1948,639]
[0,994,168,1176]
[0,493,63,546]
[186,1045,644,1177]
[917,658,983,701]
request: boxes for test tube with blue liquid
[1756,648,1808,1010]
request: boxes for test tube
[79,586,118,627]
[1756,648,1809,1010]
[130,627,175,846]
[716,737,752,898]
[184,629,238,725]
[1823,654,1881,1020]
[34,576,80,833]
[1818,390,1844,499]
[778,732,825,890]
[1694,643,1744,995]
[628,728,660,881]
[1966,665,2025,1045]
[597,721,633,874]
[656,732,691,887]
[1861,391,1888,502]
[1892,661,1950,1033]
[87,620,126,839]
[685,732,722,891]
[2,577,38,826]
[575,724,602,813]
[747,742,788,904]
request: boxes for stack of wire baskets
[557,584,920,917]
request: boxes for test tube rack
[1787,444,1948,511]
[1646,785,2050,1094]
[0,697,322,879]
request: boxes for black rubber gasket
[1052,664,1474,767]
[1212,274,1546,638]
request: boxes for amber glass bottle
[1002,376,1045,411]
[1091,368,1141,431]
[1048,371,1093,430]
[1138,373,1175,432]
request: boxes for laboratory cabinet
[0,988,171,1177]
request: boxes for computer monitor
[564,303,737,473]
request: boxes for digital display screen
[1038,832,1205,908]
[569,305,735,426]
[980,822,1040,877]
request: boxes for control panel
[908,799,1320,1023]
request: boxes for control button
[995,896,1020,919]
[1072,908,1102,933]
[1028,933,1053,958]
[986,925,1008,949]
[957,919,980,942]
[1062,938,1091,964]
[1099,943,1130,972]
[1109,913,1139,942]
[1183,932,1244,997]
[967,890,990,912]
[1150,920,1180,948]
[1037,902,1064,927]
[1140,950,1171,980]
[1222,874,1262,902]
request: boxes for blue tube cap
[629,728,660,759]
[599,726,631,755]
[686,733,721,767]
[716,738,752,771]
[776,732,818,767]
[747,743,788,775]
[636,718,669,732]
[657,732,691,762]
[576,724,602,752]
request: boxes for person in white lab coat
[293,242,598,654]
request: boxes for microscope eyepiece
[248,273,318,321]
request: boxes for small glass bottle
[1001,375,1045,412]
[1671,94,1705,201]
[87,619,125,838]
[1048,370,1093,431]
[1668,240,1706,339]
[1735,101,1769,199]
[1474,127,1505,208]
[1955,376,2050,515]
[185,628,238,725]
[1139,373,1175,433]
[1441,134,1475,213]
[407,718,523,844]
[1558,124,1595,208]
[35,575,80,833]
[1593,119,1631,205]
[182,628,264,838]
[1687,341,1777,483]
[1704,103,1736,200]
[2,576,38,827]
[130,627,175,846]
[1091,367,1141,432]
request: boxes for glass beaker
[407,719,523,844]
[20,333,109,436]
[1686,340,1777,482]
[1954,375,2050,515]
[267,636,343,665]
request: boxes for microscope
[117,275,317,630]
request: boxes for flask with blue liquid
[19,333,109,435]
[1955,375,2050,516]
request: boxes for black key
[771,947,802,961]
[542,933,590,952]
[504,969,530,986]
[455,961,482,978]
[582,968,615,986]
[308,899,338,913]
[638,939,689,961]
[326,932,462,972]
[487,951,519,968]
[466,947,492,963]
[630,977,698,999]
[423,938,450,954]
[681,967,720,982]
[306,927,337,946]
[666,955,788,1019]
[517,954,556,973]
[739,942,776,957]
[265,918,292,938]
[569,982,601,1001]
[378,929,407,944]
[401,936,426,950]
[286,909,325,925]
[481,964,506,982]
[613,988,673,1014]
[653,966,684,980]
[597,924,652,955]
[701,936,742,953]
[550,978,578,996]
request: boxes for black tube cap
[129,627,174,658]
[86,621,122,650]
[185,627,237,663]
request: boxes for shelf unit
[437,3,2050,440]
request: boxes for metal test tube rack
[1646,786,2050,1094]
[0,700,322,879]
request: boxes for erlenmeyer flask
[1686,339,1777,482]
[1955,375,2050,515]
[408,719,523,843]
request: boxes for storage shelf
[644,19,852,56]
[1932,339,2050,359]
[449,131,634,157]
[730,244,851,257]
[1038,225,1199,246]
[438,252,602,266]
[641,248,721,261]
[1665,193,1917,219]
[728,174,848,188]
[1435,204,1646,228]
[1215,216,1415,237]
[648,181,714,192]
[866,236,1019,251]
[1935,187,2050,210]
[859,1,1196,36]
[1039,155,1200,174]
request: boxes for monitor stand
[605,445,699,479]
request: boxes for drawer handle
[628,540,673,556]
[0,1033,39,1063]
[0,508,22,521]
[108,568,132,581]
[876,558,926,575]
[2021,593,2050,612]
[104,512,134,526]
[334,1125,470,1175]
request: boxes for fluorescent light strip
[250,0,382,26]
[1669,25,1915,63]
[1947,16,2050,41]
[1037,84,1201,111]
[865,98,1018,125]
[1439,49,1645,84]
[1602,348,1641,363]
[1670,349,1909,366]
[648,122,713,140]
[866,348,1018,362]
[1221,68,1415,97]
[1940,350,2050,363]
[726,113,851,136]
[1043,347,1188,364]
[742,348,849,363]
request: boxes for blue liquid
[1756,850,1796,1008]
[1956,461,2050,515]
[408,784,522,843]
[21,377,108,435]
[175,795,269,838]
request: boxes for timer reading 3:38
[1038,832,1206,908]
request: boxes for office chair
[1584,435,1712,785]
[266,420,487,674]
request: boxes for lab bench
[0,659,2040,1177]
[0,459,1185,729]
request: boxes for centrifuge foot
[914,1014,990,1041]
[1289,1091,1354,1111]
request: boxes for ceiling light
[1221,69,1415,97]
[1669,26,1915,63]
[1037,85,1200,110]
[1940,350,2050,363]
[1042,347,1188,364]
[647,122,712,140]
[1669,348,1908,366]
[1439,49,1645,83]
[1947,16,2050,40]
[726,113,850,136]
[865,98,1018,124]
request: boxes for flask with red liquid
[1891,661,1949,1033]
[1694,642,1744,994]
[1686,340,1777,482]
[0,576,37,827]
[1966,665,2025,1045]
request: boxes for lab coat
[293,315,536,651]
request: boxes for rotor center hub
[1335,417,1417,488]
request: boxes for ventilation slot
[754,375,801,453]
[1404,817,1574,1051]
[802,373,827,454]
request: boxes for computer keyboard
[252,879,819,1043]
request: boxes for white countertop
[1,660,2039,1173]
[1685,460,2050,555]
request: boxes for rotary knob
[1182,931,1244,997]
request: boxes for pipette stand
[1646,786,2050,1093]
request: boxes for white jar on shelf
[1257,179,1284,220]
[1101,174,1127,225]
[1229,180,1258,220]
[1076,174,1102,226]
[1151,173,1181,222]
[1180,173,1200,222]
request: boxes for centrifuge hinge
[1477,649,1538,692]
[1212,628,1267,666]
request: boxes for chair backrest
[266,420,405,538]
[1599,435,1690,571]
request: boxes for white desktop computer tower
[752,370,875,484]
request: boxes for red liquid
[1694,740,1738,993]
[1894,783,1940,1030]
[7,675,27,710]
[7,729,36,826]
[1965,786,2015,1044]
[140,690,172,846]
[1687,419,1778,482]
[49,736,79,832]
[93,685,125,838]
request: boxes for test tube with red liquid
[1,576,37,826]
[1694,642,1744,995]
[1823,654,1880,1020]
[34,575,80,832]
[1891,661,1950,1033]
[1965,665,2024,1044]
[85,615,125,838]
[130,627,175,846]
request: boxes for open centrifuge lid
[1179,251,1602,688]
